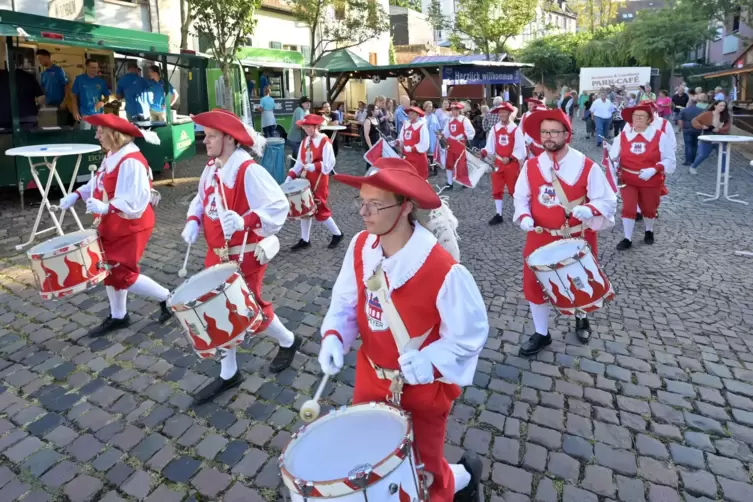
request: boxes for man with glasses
[513,109,617,356]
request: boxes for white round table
[697,135,753,205]
[320,125,346,142]
[6,144,102,250]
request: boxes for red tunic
[297,136,332,221]
[402,122,428,179]
[445,118,466,172]
[619,131,663,188]
[351,231,461,502]
[490,124,521,199]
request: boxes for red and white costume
[319,158,489,502]
[398,106,430,179]
[481,103,526,218]
[441,102,475,186]
[521,101,548,159]
[513,109,617,336]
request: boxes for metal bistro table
[6,144,102,250]
[697,135,753,204]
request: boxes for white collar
[305,133,325,147]
[623,126,657,142]
[211,148,252,189]
[360,224,437,297]
[103,142,139,173]
[494,121,515,132]
[536,147,587,185]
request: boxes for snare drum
[527,238,615,315]
[168,263,264,358]
[27,230,108,300]
[280,403,425,502]
[282,178,316,220]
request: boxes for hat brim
[407,106,425,117]
[83,114,142,138]
[333,169,441,210]
[621,105,655,124]
[524,109,572,145]
[192,112,253,146]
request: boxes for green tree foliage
[427,0,448,32]
[389,0,422,10]
[451,0,538,59]
[389,38,397,65]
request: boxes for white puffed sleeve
[291,141,306,177]
[512,125,527,163]
[75,171,98,201]
[110,158,151,217]
[482,126,496,156]
[463,116,475,141]
[186,165,211,222]
[420,264,488,387]
[320,137,336,175]
[583,163,617,232]
[657,130,677,175]
[609,133,622,161]
[320,233,361,351]
[512,160,533,223]
[416,121,430,153]
[243,163,288,237]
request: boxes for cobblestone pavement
[0,121,752,502]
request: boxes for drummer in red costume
[397,105,430,179]
[610,103,676,250]
[513,109,617,356]
[440,102,475,190]
[286,114,344,250]
[317,157,489,502]
[480,102,526,225]
[58,114,171,337]
[183,109,301,404]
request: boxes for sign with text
[442,66,520,85]
[48,0,86,21]
[250,98,298,115]
[579,67,652,93]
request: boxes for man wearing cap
[183,109,301,403]
[397,105,430,179]
[513,109,617,356]
[58,114,171,336]
[287,113,344,250]
[317,156,489,502]
[440,102,475,190]
[609,104,676,250]
[480,102,526,225]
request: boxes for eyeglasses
[540,130,568,137]
[354,197,402,216]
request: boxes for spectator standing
[589,90,615,146]
[116,61,150,121]
[583,93,596,139]
[287,96,310,168]
[689,100,731,174]
[483,96,504,133]
[258,87,277,137]
[677,95,703,166]
[672,86,689,124]
[423,100,440,174]
[395,96,410,136]
[71,59,111,128]
[714,87,725,101]
[611,91,627,138]
[656,90,672,119]
[146,65,177,122]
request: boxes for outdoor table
[7,144,102,250]
[697,135,753,205]
[321,125,346,142]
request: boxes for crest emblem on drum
[630,142,646,154]
[366,292,387,331]
[538,185,560,208]
[498,134,509,147]
[404,130,412,141]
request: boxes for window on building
[369,52,377,65]
[733,8,741,32]
[270,41,282,49]
[283,45,298,52]
[335,4,346,19]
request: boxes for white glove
[59,193,79,210]
[254,236,279,265]
[639,167,657,180]
[305,163,316,172]
[571,205,594,222]
[285,176,293,183]
[520,216,535,232]
[85,198,108,215]
[404,145,412,153]
[318,335,344,375]
[398,350,435,385]
[182,220,200,245]
[220,210,244,237]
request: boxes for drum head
[27,230,98,257]
[284,405,408,482]
[282,178,310,194]
[528,238,587,267]
[168,263,238,307]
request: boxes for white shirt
[482,122,526,163]
[292,133,336,175]
[590,98,616,119]
[609,126,677,176]
[442,115,475,141]
[399,118,430,154]
[321,224,489,387]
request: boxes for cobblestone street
[0,119,753,502]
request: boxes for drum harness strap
[213,162,250,265]
[549,161,585,239]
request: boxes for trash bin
[261,137,286,184]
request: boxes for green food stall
[0,10,198,192]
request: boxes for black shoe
[488,214,503,226]
[444,184,453,190]
[575,317,592,344]
[192,372,244,406]
[328,233,344,249]
[453,451,483,502]
[87,314,130,337]
[519,332,551,357]
[635,213,643,221]
[291,239,311,251]
[269,334,302,373]
[616,238,632,251]
[644,231,654,245]
[158,301,172,323]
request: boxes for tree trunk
[308,29,316,100]
[180,0,190,50]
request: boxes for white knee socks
[623,217,636,241]
[495,199,504,215]
[301,218,312,242]
[128,275,169,302]
[323,217,342,236]
[446,170,453,185]
[644,217,655,232]
[220,346,238,380]
[110,288,128,320]
[530,302,550,336]
[450,464,472,493]
[265,314,295,348]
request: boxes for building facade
[706,12,753,66]
[1,0,154,33]
[507,0,577,50]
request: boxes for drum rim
[27,229,99,259]
[526,237,589,271]
[168,262,241,308]
[282,178,311,194]
[278,402,414,495]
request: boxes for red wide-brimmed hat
[524,109,572,145]
[639,99,658,112]
[490,102,515,114]
[334,157,440,210]
[191,109,253,146]
[622,104,655,124]
[407,106,425,117]
[450,102,464,110]
[297,114,326,127]
[83,114,160,144]
[525,97,543,105]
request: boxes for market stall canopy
[236,47,305,69]
[314,49,372,72]
[410,54,510,63]
[0,9,168,53]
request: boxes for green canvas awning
[314,49,372,72]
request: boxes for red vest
[493,124,520,169]
[93,151,154,240]
[527,156,594,231]
[300,136,330,201]
[201,159,264,249]
[619,130,662,188]
[448,118,465,141]
[402,122,422,149]
[353,231,455,370]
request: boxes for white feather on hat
[138,128,161,145]
[245,123,267,157]
[420,196,460,262]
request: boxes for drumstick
[178,243,191,278]
[299,373,331,422]
[237,231,249,265]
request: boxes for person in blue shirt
[71,59,111,129]
[147,64,178,122]
[395,95,410,136]
[116,61,150,121]
[37,49,68,108]
[245,73,256,98]
[258,87,277,137]
[260,71,269,96]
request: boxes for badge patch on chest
[450,124,457,134]
[404,130,413,141]
[366,292,388,332]
[538,185,561,208]
[205,192,220,221]
[630,142,646,155]
[498,134,509,147]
